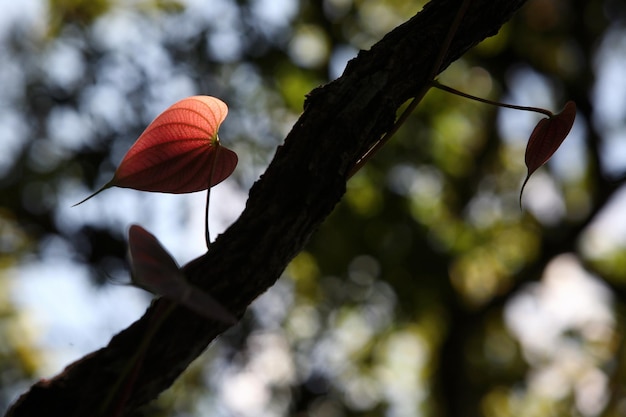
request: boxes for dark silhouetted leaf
[128,224,236,324]
[520,100,576,207]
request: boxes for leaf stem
[430,80,554,117]
[205,141,222,250]
[349,0,472,178]
[98,300,176,417]
[205,186,212,249]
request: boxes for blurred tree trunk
[5,1,527,416]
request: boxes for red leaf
[128,224,236,324]
[75,96,237,205]
[520,101,576,207]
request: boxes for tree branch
[6,1,527,416]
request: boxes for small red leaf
[74,96,237,205]
[128,224,236,324]
[520,101,576,207]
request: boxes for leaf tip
[519,173,530,210]
[72,183,111,207]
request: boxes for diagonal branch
[6,1,527,416]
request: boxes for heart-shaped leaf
[520,100,576,207]
[128,224,236,324]
[75,96,237,205]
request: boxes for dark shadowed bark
[6,1,527,416]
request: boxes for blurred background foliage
[1,0,626,416]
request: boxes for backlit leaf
[75,96,237,205]
[520,100,576,207]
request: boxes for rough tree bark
[6,1,527,416]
